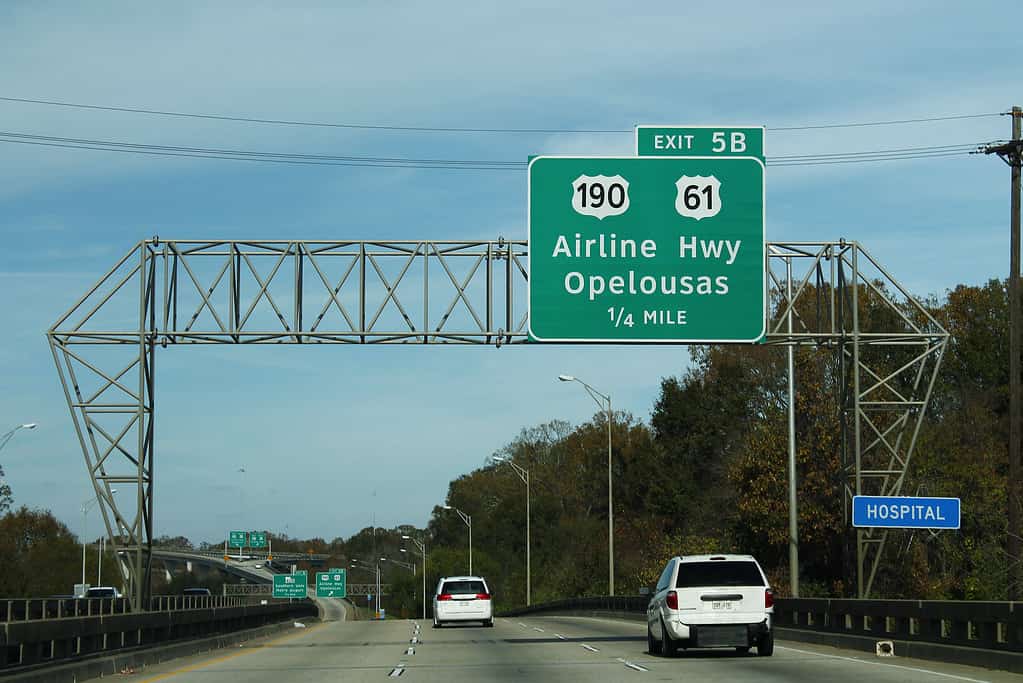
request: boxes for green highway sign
[528,156,765,343]
[328,568,343,575]
[316,570,347,598]
[249,531,267,548]
[228,530,247,548]
[636,125,764,160]
[273,573,307,599]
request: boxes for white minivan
[646,554,774,656]
[432,576,493,628]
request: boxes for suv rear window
[675,561,765,588]
[441,580,486,594]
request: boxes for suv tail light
[666,590,678,610]
[476,593,491,600]
[765,589,774,609]
[437,594,453,601]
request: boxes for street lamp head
[401,534,410,539]
[442,505,452,510]
[558,374,575,382]
[21,423,37,430]
[399,547,407,553]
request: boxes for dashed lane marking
[617,657,649,672]
[581,644,600,653]
[533,627,545,632]
[555,633,566,640]
[518,622,528,628]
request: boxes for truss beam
[49,238,947,606]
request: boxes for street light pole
[559,374,614,597]
[1,424,37,503]
[402,535,427,620]
[0,423,37,453]
[443,506,472,574]
[495,457,530,605]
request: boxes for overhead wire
[0,95,1003,134]
[0,130,983,170]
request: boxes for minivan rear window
[675,561,765,588]
[441,580,486,594]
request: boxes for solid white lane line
[581,644,600,653]
[777,646,990,683]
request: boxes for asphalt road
[134,615,1023,682]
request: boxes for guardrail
[500,595,1023,654]
[0,596,251,623]
[1,598,316,669]
[776,597,1023,653]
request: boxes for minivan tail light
[438,594,453,601]
[476,593,491,600]
[666,590,678,610]
[765,589,774,609]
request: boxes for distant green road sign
[249,531,267,548]
[328,568,343,574]
[273,574,307,599]
[316,570,347,598]
[636,125,764,160]
[229,530,247,548]
[528,155,765,343]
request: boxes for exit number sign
[636,126,764,160]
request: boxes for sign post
[316,570,347,598]
[528,155,765,343]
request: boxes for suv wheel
[757,631,774,657]
[433,619,441,629]
[647,624,661,655]
[660,618,678,657]
[484,619,494,628]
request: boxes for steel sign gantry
[48,237,945,607]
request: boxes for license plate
[711,601,734,610]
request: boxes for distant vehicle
[182,587,212,596]
[85,586,122,599]
[646,554,774,657]
[432,576,493,628]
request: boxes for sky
[0,1,1020,545]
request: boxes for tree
[0,466,11,514]
[0,507,83,597]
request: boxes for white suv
[432,576,493,628]
[646,554,774,657]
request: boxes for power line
[0,129,982,170]
[0,95,1003,135]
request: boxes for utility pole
[985,106,1023,599]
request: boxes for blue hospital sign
[852,496,960,529]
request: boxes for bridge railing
[1,598,316,670]
[0,595,253,623]
[500,596,1023,654]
